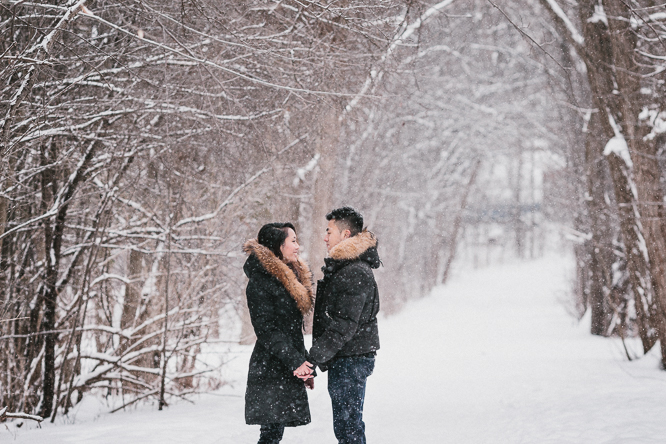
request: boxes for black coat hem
[245,418,311,427]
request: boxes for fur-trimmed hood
[243,239,314,314]
[328,230,381,269]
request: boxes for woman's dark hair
[257,222,296,259]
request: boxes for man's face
[324,219,350,252]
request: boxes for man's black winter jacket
[309,231,381,369]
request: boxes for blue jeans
[327,355,375,444]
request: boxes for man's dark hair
[257,222,296,259]
[326,207,363,236]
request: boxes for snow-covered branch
[0,407,43,423]
[78,12,354,97]
[542,0,584,45]
[344,0,456,116]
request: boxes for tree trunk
[39,137,99,417]
[584,112,614,336]
[39,142,57,419]
[604,151,658,350]
[565,0,663,354]
[0,197,7,261]
[121,249,144,331]
[603,0,666,362]
[309,102,342,281]
[439,159,481,285]
[513,147,524,258]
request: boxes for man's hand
[304,378,315,390]
[293,361,314,380]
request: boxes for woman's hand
[304,378,314,390]
[293,361,314,380]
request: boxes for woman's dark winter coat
[309,230,381,369]
[242,239,314,427]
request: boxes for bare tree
[0,0,424,418]
[528,0,666,361]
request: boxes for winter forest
[2,0,666,442]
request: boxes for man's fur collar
[329,230,377,261]
[243,239,313,314]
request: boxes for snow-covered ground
[8,254,666,443]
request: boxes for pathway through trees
[10,255,666,443]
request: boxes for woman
[243,222,315,444]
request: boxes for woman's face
[280,228,300,264]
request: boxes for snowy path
[9,255,666,443]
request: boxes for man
[305,206,381,444]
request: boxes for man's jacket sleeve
[308,266,373,366]
[246,280,305,372]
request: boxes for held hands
[293,361,314,381]
[304,378,314,390]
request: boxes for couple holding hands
[242,207,381,444]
